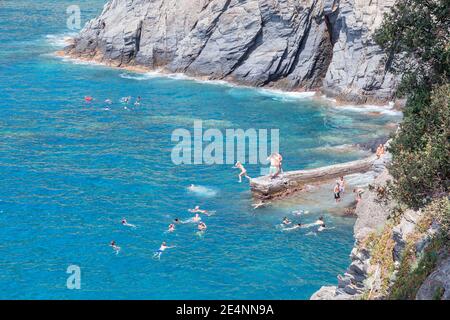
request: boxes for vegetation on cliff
[374,0,449,210]
[360,0,450,299]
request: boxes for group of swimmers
[280,215,329,233]
[109,203,215,258]
[84,96,142,108]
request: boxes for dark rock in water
[66,0,399,103]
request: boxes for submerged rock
[66,0,398,103]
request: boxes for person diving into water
[233,161,251,183]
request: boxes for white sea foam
[187,184,218,198]
[147,115,235,128]
[258,88,317,101]
[119,72,161,81]
[45,33,77,48]
[333,103,402,116]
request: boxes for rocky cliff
[66,0,398,103]
[311,150,449,300]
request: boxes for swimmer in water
[120,96,131,104]
[104,99,112,104]
[282,223,302,232]
[252,201,271,209]
[198,222,207,231]
[153,241,175,259]
[110,240,121,255]
[173,218,181,224]
[121,218,136,228]
[84,96,93,103]
[315,216,324,225]
[318,224,326,232]
[233,161,251,183]
[134,96,141,106]
[188,206,213,216]
[282,217,292,225]
[168,224,176,233]
[192,213,201,223]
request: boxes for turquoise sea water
[0,1,401,299]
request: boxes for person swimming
[120,96,131,104]
[282,223,302,232]
[134,96,141,106]
[317,224,333,232]
[110,240,121,255]
[104,98,112,104]
[315,216,324,225]
[233,161,251,183]
[173,218,181,224]
[252,201,271,209]
[153,241,175,259]
[198,222,207,231]
[168,223,176,232]
[192,213,201,223]
[188,206,213,216]
[84,96,93,103]
[282,217,292,225]
[121,218,136,228]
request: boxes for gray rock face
[66,0,398,103]
[416,257,450,300]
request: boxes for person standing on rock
[334,183,341,203]
[338,176,346,194]
[376,144,385,159]
[267,153,283,179]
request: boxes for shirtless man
[338,176,346,194]
[153,241,175,259]
[334,183,341,203]
[198,222,207,231]
[267,153,282,178]
[234,161,251,183]
[376,144,385,159]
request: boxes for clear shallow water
[0,1,401,299]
